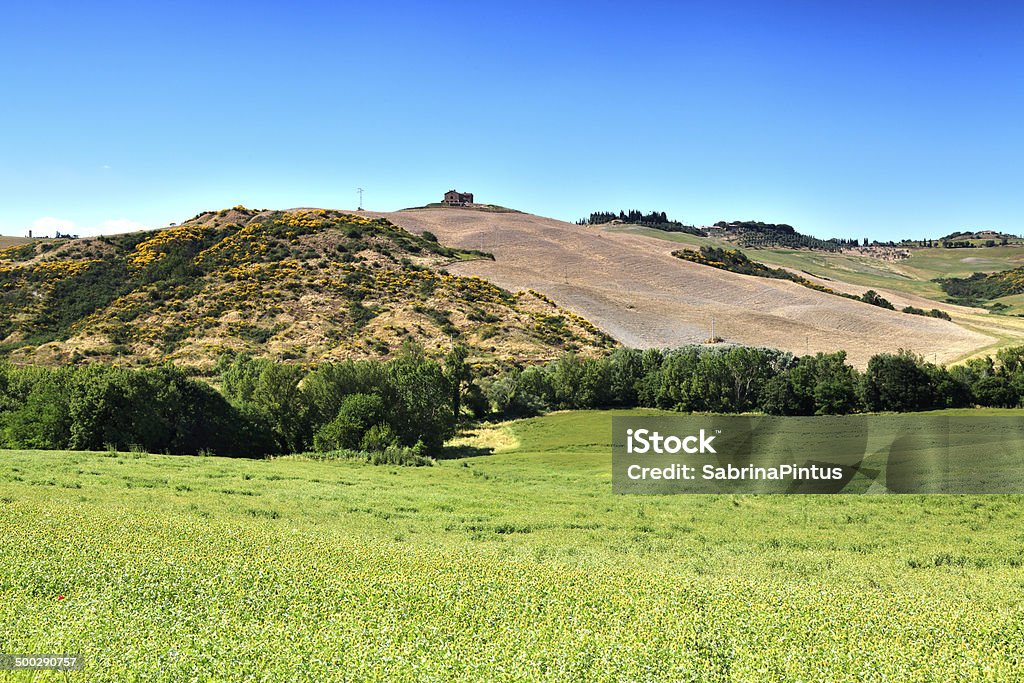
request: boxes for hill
[365,208,991,367]
[0,236,32,249]
[4,205,1011,369]
[707,220,856,251]
[0,207,613,367]
[936,229,1021,245]
[602,224,1024,360]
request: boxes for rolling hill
[365,207,995,367]
[4,204,1016,369]
[0,208,613,367]
[603,223,1024,361]
[0,236,31,249]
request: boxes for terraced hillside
[368,207,993,367]
[0,208,613,367]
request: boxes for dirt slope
[366,208,993,367]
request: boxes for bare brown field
[365,208,993,367]
[0,236,31,249]
[776,263,1024,365]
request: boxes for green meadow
[1,410,1023,681]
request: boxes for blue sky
[1,1,1021,239]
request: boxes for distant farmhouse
[442,189,474,206]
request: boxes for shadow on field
[435,445,495,460]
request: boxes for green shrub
[360,422,399,452]
[368,442,432,466]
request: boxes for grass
[990,292,1024,315]
[1,409,1023,680]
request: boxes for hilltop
[0,207,613,367]
[0,236,32,252]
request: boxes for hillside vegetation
[673,247,950,320]
[708,220,857,251]
[938,265,1024,306]
[0,208,612,367]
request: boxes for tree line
[3,344,1023,460]
[711,221,854,251]
[0,345,475,462]
[578,210,705,236]
[483,346,1024,418]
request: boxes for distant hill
[707,221,856,251]
[0,236,32,249]
[0,207,613,367]
[578,210,705,236]
[938,230,1019,242]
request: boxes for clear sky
[1,1,1021,239]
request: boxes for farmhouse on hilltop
[443,189,474,206]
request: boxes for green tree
[444,345,473,422]
[384,350,455,451]
[313,393,386,451]
[607,348,644,406]
[548,352,610,409]
[861,290,896,310]
[484,370,545,418]
[971,375,1016,407]
[251,363,311,454]
[1,369,72,449]
[360,423,399,451]
[861,352,934,412]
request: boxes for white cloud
[96,218,147,234]
[31,216,78,237]
[29,216,149,238]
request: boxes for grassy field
[2,410,1023,680]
